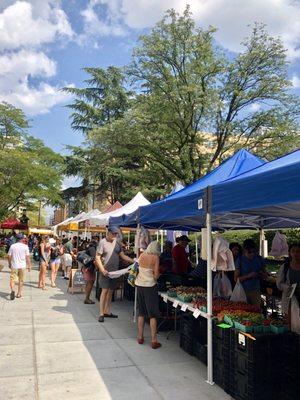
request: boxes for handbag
[127,261,139,287]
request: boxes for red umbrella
[0,218,28,230]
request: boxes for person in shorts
[8,234,31,300]
[62,237,76,280]
[95,226,134,322]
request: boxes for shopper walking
[62,237,76,280]
[82,238,98,304]
[8,233,31,300]
[38,236,51,290]
[49,238,63,287]
[95,226,134,322]
[136,241,161,349]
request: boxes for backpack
[77,251,95,271]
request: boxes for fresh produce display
[167,286,206,302]
[191,298,260,315]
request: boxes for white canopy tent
[85,192,150,227]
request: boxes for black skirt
[137,284,160,319]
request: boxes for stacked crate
[179,314,207,361]
[280,332,300,400]
[213,322,235,397]
[233,331,284,400]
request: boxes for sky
[1,0,300,186]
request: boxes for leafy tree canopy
[65,7,300,205]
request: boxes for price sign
[163,295,168,303]
[173,300,179,308]
[193,309,201,319]
[181,304,188,312]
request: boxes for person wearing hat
[171,235,191,276]
[7,234,31,300]
[95,226,134,322]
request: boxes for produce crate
[179,333,194,356]
[213,321,232,345]
[270,324,285,334]
[234,321,253,333]
[193,341,207,365]
[235,372,273,400]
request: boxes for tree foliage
[65,7,300,204]
[0,103,64,221]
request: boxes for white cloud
[0,1,74,115]
[78,0,126,45]
[0,1,73,50]
[81,0,300,59]
[292,75,300,88]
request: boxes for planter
[234,321,253,333]
[270,324,285,334]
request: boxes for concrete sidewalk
[0,263,230,400]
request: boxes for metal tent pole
[195,235,199,265]
[160,230,164,252]
[259,228,265,257]
[205,187,214,385]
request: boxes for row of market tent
[54,147,300,385]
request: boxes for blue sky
[1,0,300,173]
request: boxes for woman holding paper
[135,241,161,349]
[277,243,300,332]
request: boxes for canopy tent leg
[259,228,265,257]
[127,231,130,247]
[160,230,164,252]
[195,235,199,265]
[156,230,159,242]
[206,197,214,385]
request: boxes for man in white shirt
[8,234,31,300]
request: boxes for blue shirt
[235,255,265,291]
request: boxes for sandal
[104,313,118,318]
[98,315,104,323]
[137,338,144,345]
[151,342,162,349]
[84,299,95,304]
[16,294,22,298]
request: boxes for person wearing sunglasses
[234,239,266,307]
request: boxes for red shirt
[172,244,190,275]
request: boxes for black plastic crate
[213,357,224,388]
[180,333,194,356]
[193,341,207,365]
[235,372,273,400]
[235,350,271,377]
[233,331,274,361]
[213,321,233,345]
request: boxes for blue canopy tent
[113,149,265,229]
[121,148,300,386]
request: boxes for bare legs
[85,280,94,302]
[138,317,158,342]
[99,288,114,316]
[38,261,47,289]
[138,316,145,340]
[150,318,158,342]
[50,262,59,287]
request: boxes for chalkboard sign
[68,269,86,294]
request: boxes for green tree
[0,103,64,220]
[63,66,132,136]
[128,8,300,183]
[0,102,29,150]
